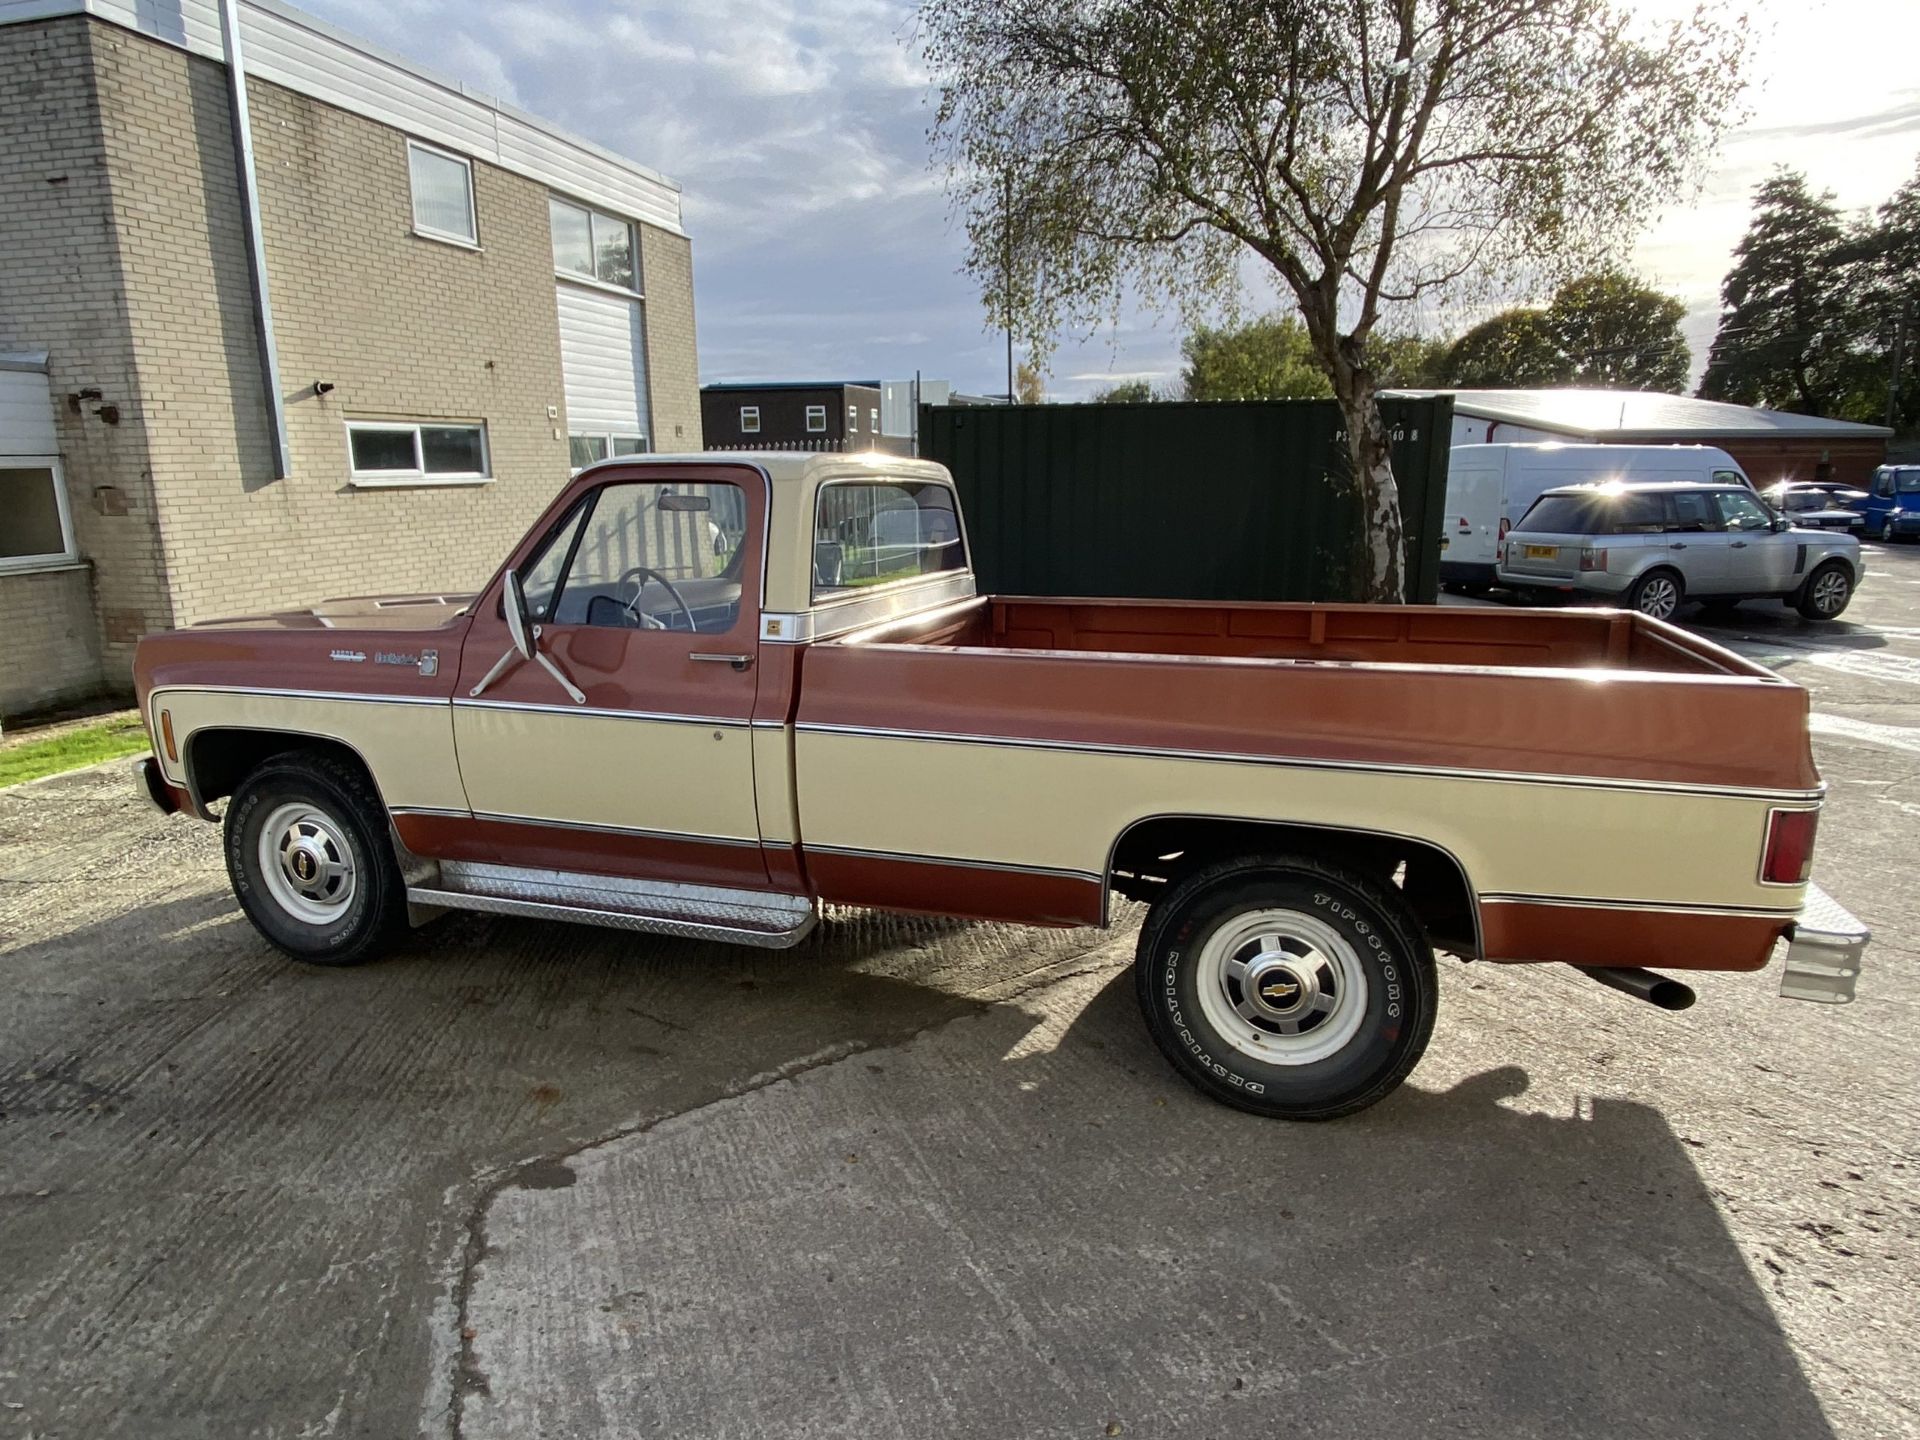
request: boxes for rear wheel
[1880,519,1898,543]
[224,751,407,966]
[1627,567,1684,621]
[1134,855,1438,1121]
[1796,561,1854,621]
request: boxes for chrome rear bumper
[1779,883,1867,1004]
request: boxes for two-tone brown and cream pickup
[134,453,1868,1119]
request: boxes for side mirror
[1773,516,1791,533]
[502,570,534,659]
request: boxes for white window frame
[345,420,492,488]
[549,194,640,295]
[847,404,858,429]
[805,405,827,433]
[740,406,761,435]
[869,407,879,431]
[568,432,649,473]
[0,456,78,574]
[407,140,479,248]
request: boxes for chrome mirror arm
[531,646,586,705]
[468,628,586,705]
[469,647,517,699]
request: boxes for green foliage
[1443,271,1689,390]
[0,714,148,789]
[1087,378,1160,403]
[1698,171,1875,418]
[1014,360,1047,404]
[1183,316,1331,400]
[923,0,1749,599]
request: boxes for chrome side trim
[806,842,1102,885]
[467,811,762,848]
[148,683,448,708]
[791,721,1825,803]
[452,697,751,728]
[1100,812,1485,959]
[1480,892,1800,919]
[390,805,470,819]
[761,571,978,644]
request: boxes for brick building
[0,0,699,718]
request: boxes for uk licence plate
[1524,544,1557,559]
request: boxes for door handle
[1730,541,1748,548]
[1670,543,1687,550]
[690,652,754,672]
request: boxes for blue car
[1862,465,1920,542]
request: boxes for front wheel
[1880,519,1898,543]
[225,751,407,965]
[1796,561,1854,621]
[1134,855,1439,1120]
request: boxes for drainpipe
[217,0,291,479]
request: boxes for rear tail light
[1498,517,1511,541]
[1762,808,1818,885]
[1579,547,1609,572]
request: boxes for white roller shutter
[557,284,650,440]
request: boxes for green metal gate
[919,395,1453,604]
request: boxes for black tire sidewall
[225,762,395,964]
[1630,568,1682,618]
[1138,867,1436,1119]
[1798,561,1852,620]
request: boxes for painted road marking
[1805,651,1920,686]
[1810,713,1920,754]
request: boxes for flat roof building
[0,0,700,718]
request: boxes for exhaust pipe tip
[1575,965,1697,1012]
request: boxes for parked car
[1497,480,1861,621]
[133,454,1867,1122]
[1860,465,1920,541]
[1441,443,1755,592]
[1762,482,1867,532]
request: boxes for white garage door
[556,284,650,446]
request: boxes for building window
[0,459,76,571]
[550,197,637,291]
[848,404,858,430]
[869,407,879,431]
[740,406,761,434]
[407,141,477,246]
[805,405,827,433]
[346,420,490,487]
[569,433,649,470]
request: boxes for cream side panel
[794,733,1795,911]
[154,692,466,811]
[453,707,759,841]
[751,727,798,844]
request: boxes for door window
[1663,492,1715,532]
[522,481,749,632]
[1712,490,1774,533]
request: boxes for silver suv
[1496,481,1861,622]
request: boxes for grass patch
[0,713,149,789]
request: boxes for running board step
[409,861,817,949]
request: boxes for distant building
[1391,389,1892,489]
[701,382,905,455]
[0,0,698,719]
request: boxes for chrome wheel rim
[1811,570,1849,615]
[1636,576,1679,620]
[1194,909,1368,1066]
[1881,522,1894,541]
[258,802,357,925]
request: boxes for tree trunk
[1337,381,1406,602]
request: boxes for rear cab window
[812,479,967,600]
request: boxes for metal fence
[919,396,1453,604]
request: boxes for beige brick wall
[640,226,702,452]
[0,18,170,696]
[0,566,106,719]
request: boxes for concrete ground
[3,549,1919,1438]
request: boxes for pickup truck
[133,453,1869,1120]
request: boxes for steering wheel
[617,566,697,632]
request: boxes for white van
[1439,443,1754,592]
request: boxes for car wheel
[1796,561,1854,621]
[1134,854,1438,1121]
[1627,568,1684,621]
[1880,519,1898,543]
[224,751,407,966]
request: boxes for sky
[304,0,1920,400]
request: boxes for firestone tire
[1134,854,1439,1121]
[224,751,407,966]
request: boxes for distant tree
[1013,359,1047,404]
[1441,271,1689,389]
[1442,308,1563,387]
[1858,159,1920,432]
[1182,316,1331,400]
[1088,378,1159,403]
[925,0,1748,599]
[1365,332,1451,388]
[1698,171,1872,417]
